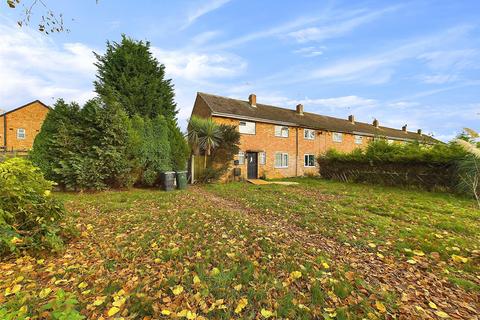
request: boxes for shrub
[0,158,67,256]
[128,115,172,186]
[168,119,190,171]
[31,99,133,191]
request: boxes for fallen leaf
[451,255,468,263]
[435,310,450,318]
[428,301,437,309]
[193,275,201,285]
[234,298,248,314]
[413,250,425,256]
[261,309,274,318]
[39,287,52,298]
[172,285,184,295]
[107,306,120,317]
[290,271,302,279]
[375,300,386,313]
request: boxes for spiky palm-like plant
[455,128,480,208]
[187,116,222,168]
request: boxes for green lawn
[0,179,478,319]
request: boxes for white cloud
[0,21,97,109]
[151,48,247,81]
[181,0,232,30]
[288,6,399,43]
[293,46,324,57]
[419,74,459,84]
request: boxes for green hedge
[318,140,467,191]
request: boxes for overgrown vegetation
[31,36,189,190]
[455,128,480,207]
[188,116,240,183]
[0,158,67,255]
[318,139,473,192]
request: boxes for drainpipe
[295,127,299,176]
[3,115,6,148]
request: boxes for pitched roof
[0,100,50,117]
[197,92,439,144]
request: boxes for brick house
[0,100,50,152]
[191,92,438,180]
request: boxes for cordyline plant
[455,128,480,208]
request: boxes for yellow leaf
[193,275,201,285]
[322,262,330,269]
[78,282,88,289]
[161,310,171,315]
[428,301,437,309]
[172,285,184,295]
[18,305,28,314]
[93,296,107,306]
[10,284,21,295]
[154,258,161,264]
[226,252,235,259]
[107,306,120,317]
[261,309,274,318]
[177,310,188,317]
[413,250,425,256]
[375,300,386,313]
[113,297,126,307]
[39,287,52,298]
[435,311,450,318]
[290,271,302,280]
[15,276,24,283]
[44,190,51,197]
[451,255,468,263]
[81,290,91,295]
[368,243,376,248]
[407,259,417,264]
[376,253,384,259]
[186,311,197,319]
[211,267,220,276]
[234,284,242,291]
[234,298,248,314]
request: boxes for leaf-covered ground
[1,178,479,319]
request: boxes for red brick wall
[1,102,49,151]
[210,116,377,180]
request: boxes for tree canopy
[94,35,177,120]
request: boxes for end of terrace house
[190,92,438,181]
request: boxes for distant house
[0,100,50,152]
[191,92,438,180]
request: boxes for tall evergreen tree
[94,35,177,119]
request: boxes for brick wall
[211,116,372,180]
[1,101,49,151]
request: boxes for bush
[31,99,133,191]
[128,115,172,186]
[318,140,469,191]
[0,158,67,256]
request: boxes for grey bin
[176,171,187,190]
[160,171,176,191]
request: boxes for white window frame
[259,152,266,165]
[304,154,315,167]
[354,135,363,145]
[17,128,26,140]
[237,151,245,165]
[274,152,289,168]
[304,129,315,140]
[274,125,289,138]
[239,121,256,135]
[332,132,343,143]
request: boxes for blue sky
[1,0,479,140]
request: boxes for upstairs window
[239,121,255,134]
[304,129,315,140]
[274,152,289,168]
[17,128,26,140]
[354,135,363,145]
[275,125,289,137]
[332,132,343,143]
[304,154,315,167]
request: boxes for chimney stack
[373,119,379,128]
[402,124,407,132]
[296,104,304,115]
[248,94,256,107]
[417,129,422,135]
[348,115,355,124]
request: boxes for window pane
[283,154,288,166]
[275,153,281,167]
[238,152,245,164]
[239,121,255,134]
[259,152,266,165]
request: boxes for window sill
[274,166,289,169]
[304,166,316,168]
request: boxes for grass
[0,179,478,319]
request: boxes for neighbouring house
[0,100,50,152]
[190,92,438,181]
